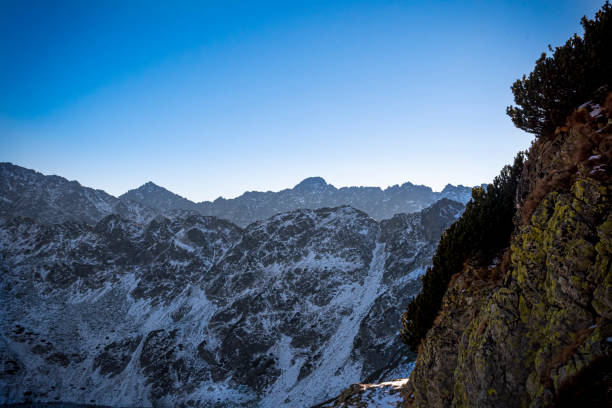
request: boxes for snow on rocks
[1,200,464,407]
[318,378,411,408]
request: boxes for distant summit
[293,176,329,191]
[141,181,165,191]
[120,181,199,213]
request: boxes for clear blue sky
[0,0,603,201]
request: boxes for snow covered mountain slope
[0,199,463,407]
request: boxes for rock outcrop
[403,100,612,407]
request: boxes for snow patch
[261,242,388,408]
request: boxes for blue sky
[0,0,603,201]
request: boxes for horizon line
[2,161,480,203]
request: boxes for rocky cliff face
[403,100,612,407]
[0,190,463,407]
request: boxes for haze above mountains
[0,162,473,228]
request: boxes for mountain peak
[399,181,432,192]
[123,181,177,197]
[441,183,466,192]
[293,177,328,190]
[139,181,165,191]
[119,182,198,213]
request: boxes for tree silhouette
[506,2,612,138]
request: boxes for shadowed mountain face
[0,163,155,226]
[123,176,472,227]
[0,200,464,407]
[0,162,467,406]
[0,163,157,226]
[1,163,472,228]
[120,181,201,214]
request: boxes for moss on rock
[407,114,612,407]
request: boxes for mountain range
[0,163,472,228]
[123,176,472,228]
[0,162,468,407]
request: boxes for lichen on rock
[407,104,612,407]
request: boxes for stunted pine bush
[400,153,524,349]
[506,2,612,138]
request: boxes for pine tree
[400,153,524,349]
[506,2,612,138]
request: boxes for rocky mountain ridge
[0,163,156,226]
[0,163,473,228]
[192,178,472,227]
[126,177,472,228]
[0,167,465,407]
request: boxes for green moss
[519,295,530,324]
[410,135,611,408]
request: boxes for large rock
[406,105,612,407]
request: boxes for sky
[0,0,604,201]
